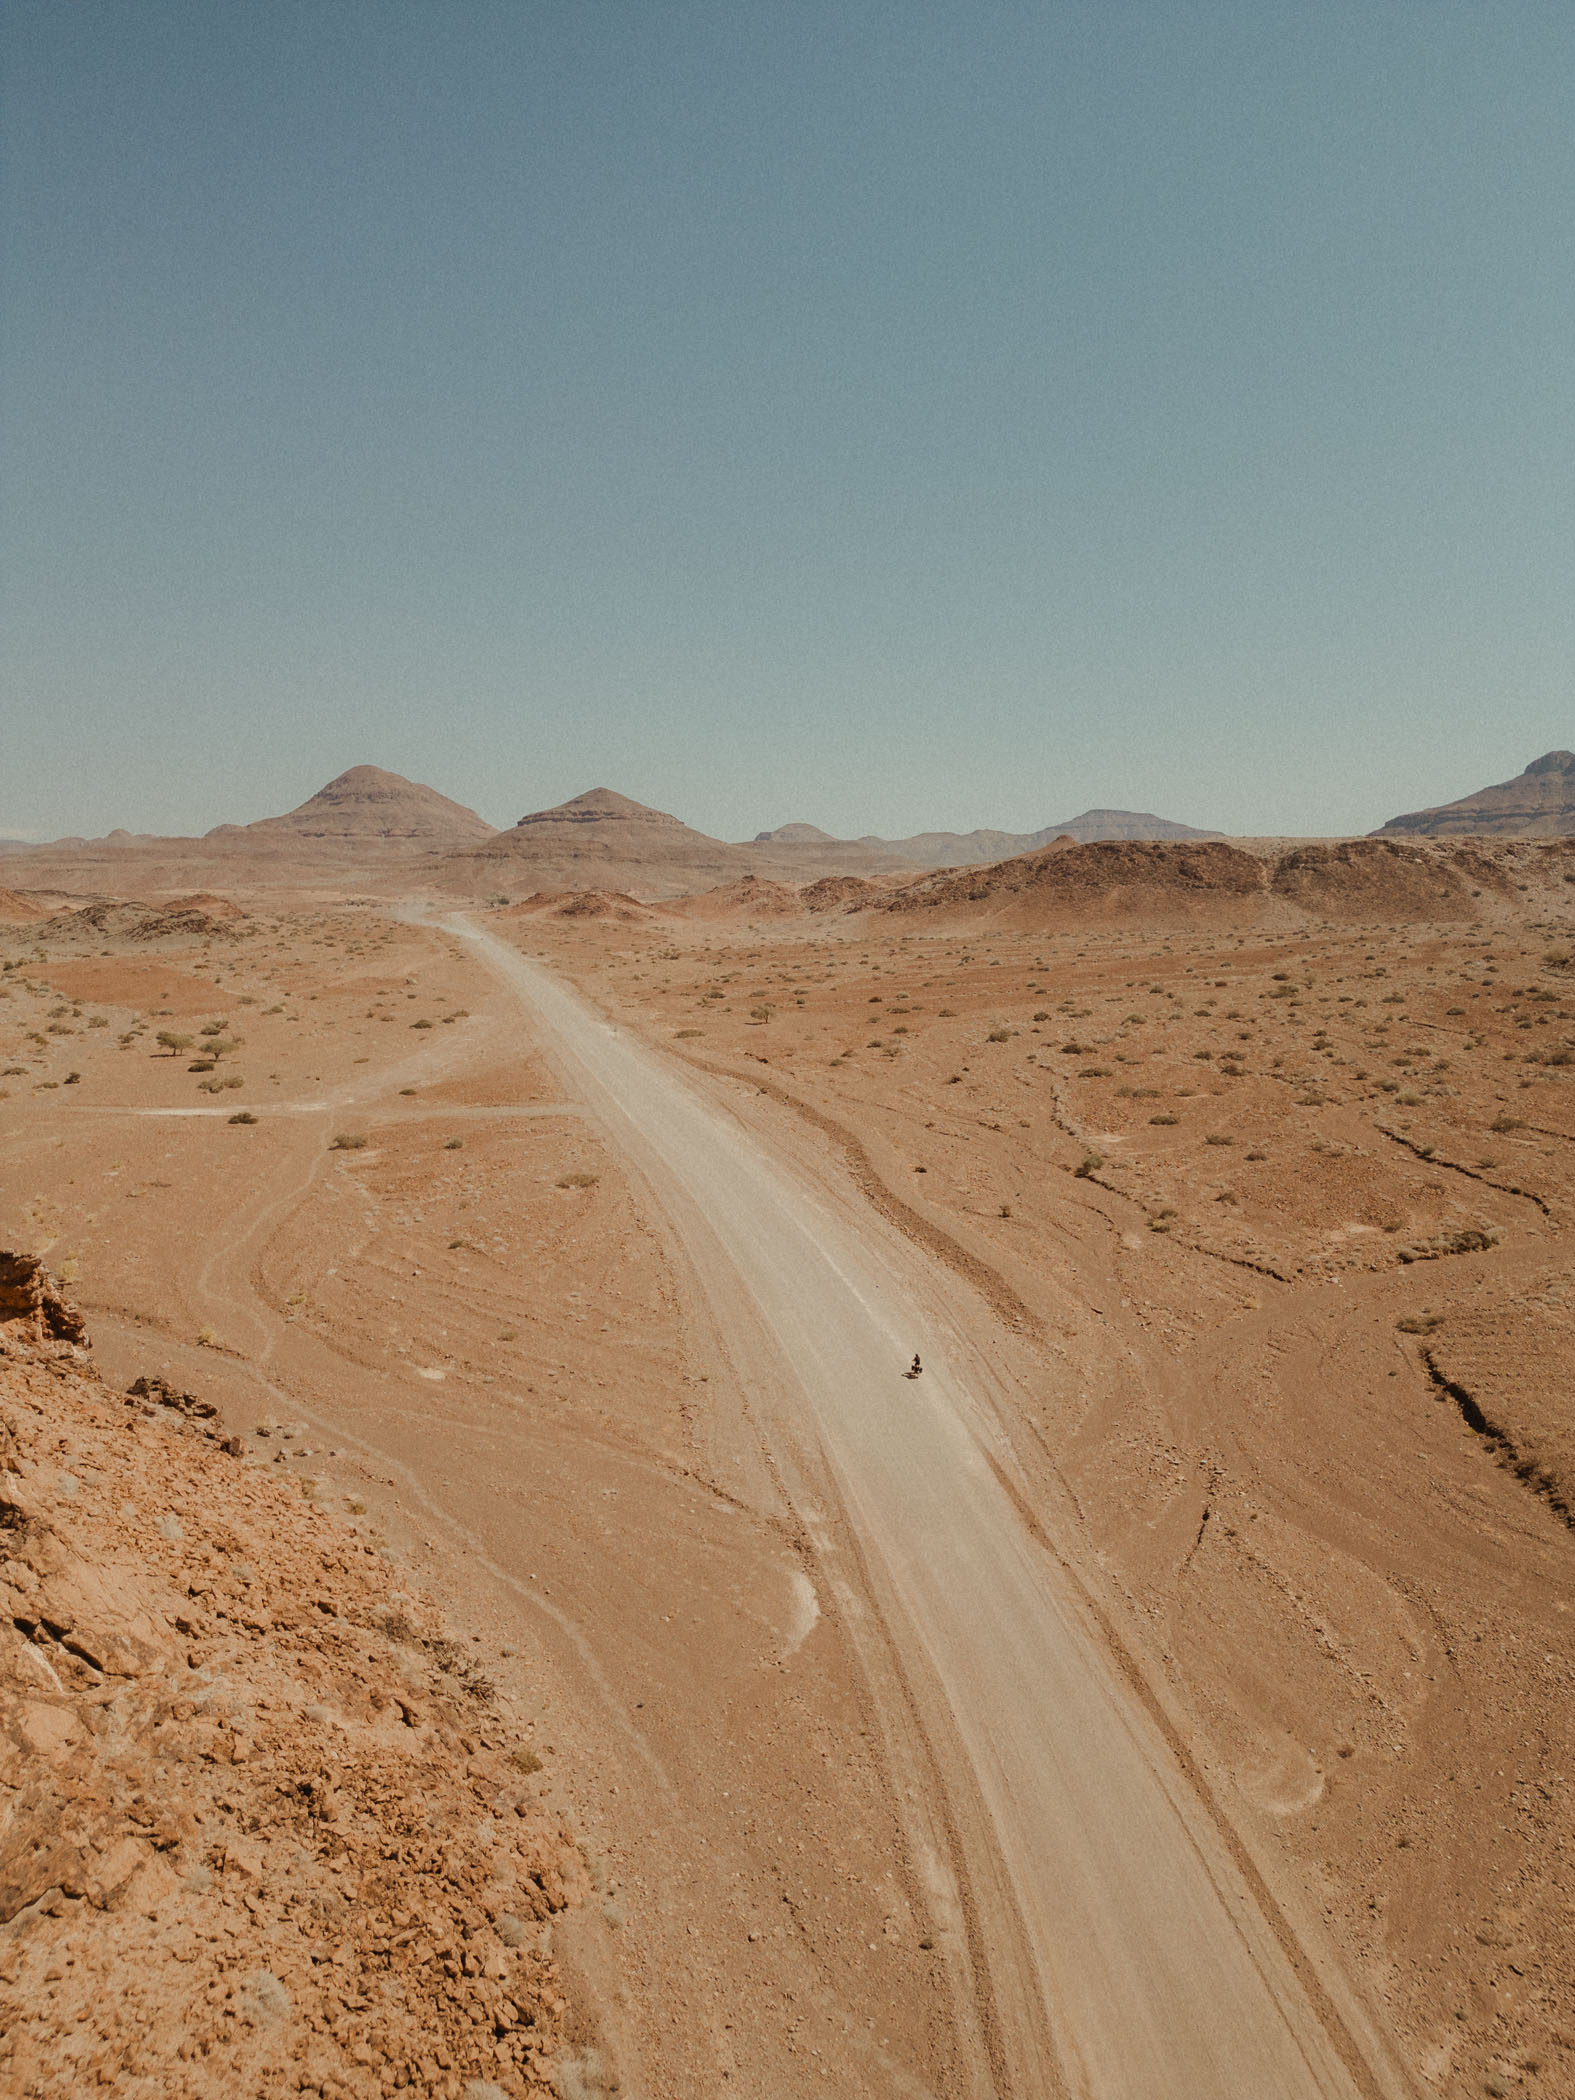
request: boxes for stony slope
[879,832,1575,928]
[0,1258,581,2099]
[1376,750,1575,837]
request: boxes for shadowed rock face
[1376,751,1575,837]
[0,1253,87,1344]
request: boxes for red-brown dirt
[530,887,1575,2098]
[6,865,1575,2096]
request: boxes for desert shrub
[557,1171,598,1189]
[444,1136,463,1149]
[987,1028,1011,1042]
[331,1132,368,1150]
[1074,1153,1104,1178]
[1149,1112,1180,1126]
[1205,1133,1233,1146]
[228,1110,258,1125]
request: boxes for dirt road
[456,923,1406,2100]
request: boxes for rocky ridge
[879,831,1575,927]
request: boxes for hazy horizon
[5,4,1573,843]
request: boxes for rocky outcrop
[0,1254,87,1346]
[0,1270,580,2097]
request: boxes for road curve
[457,922,1384,2100]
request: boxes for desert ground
[3,840,1574,2099]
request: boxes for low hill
[666,874,806,920]
[875,833,1575,929]
[1376,751,1575,837]
[885,838,1266,927]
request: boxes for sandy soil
[2,877,1573,2098]
[0,908,971,2097]
[508,890,1575,2100]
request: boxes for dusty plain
[3,845,1574,2100]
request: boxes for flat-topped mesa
[1376,750,1575,838]
[213,765,496,845]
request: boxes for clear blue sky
[3,2,1572,842]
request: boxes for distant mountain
[0,765,496,898]
[441,788,764,898]
[1375,751,1575,837]
[209,765,495,846]
[3,771,1220,901]
[748,806,1220,873]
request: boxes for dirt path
[455,923,1412,2100]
